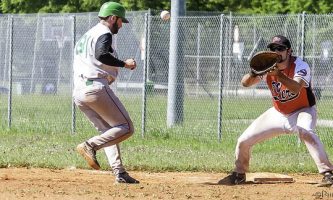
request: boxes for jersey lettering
[271,81,281,93]
[271,81,298,103]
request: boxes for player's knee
[127,127,134,137]
[126,120,135,136]
[237,138,251,150]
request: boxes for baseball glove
[249,51,282,76]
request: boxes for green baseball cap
[98,1,129,23]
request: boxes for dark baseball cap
[267,35,291,49]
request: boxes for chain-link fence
[0,12,332,142]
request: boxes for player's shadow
[202,176,254,186]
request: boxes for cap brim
[122,17,129,23]
[267,43,287,49]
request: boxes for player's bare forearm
[241,73,260,87]
[275,71,303,94]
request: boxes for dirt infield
[0,168,331,200]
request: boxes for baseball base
[247,172,294,183]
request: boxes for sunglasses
[270,46,287,52]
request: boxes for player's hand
[124,58,136,70]
[267,66,280,76]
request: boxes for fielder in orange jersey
[73,2,139,183]
[222,35,333,186]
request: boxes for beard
[110,22,119,34]
[279,54,289,63]
[278,58,284,63]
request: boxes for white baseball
[160,10,170,21]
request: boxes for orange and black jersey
[265,57,316,115]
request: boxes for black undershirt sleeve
[95,33,125,67]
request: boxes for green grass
[1,128,333,173]
[0,94,332,173]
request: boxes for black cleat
[317,171,333,187]
[218,172,246,185]
[115,172,140,184]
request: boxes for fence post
[218,14,225,142]
[225,12,233,91]
[167,0,186,127]
[141,13,150,138]
[196,23,201,96]
[309,15,323,100]
[300,11,306,60]
[7,15,13,128]
[296,11,306,146]
[30,13,40,94]
[71,15,77,134]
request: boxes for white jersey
[73,23,119,88]
[293,57,311,87]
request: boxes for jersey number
[75,34,90,57]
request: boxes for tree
[1,0,45,13]
[0,0,109,13]
[1,0,333,14]
[287,0,333,14]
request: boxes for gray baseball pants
[73,78,134,175]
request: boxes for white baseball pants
[234,106,333,174]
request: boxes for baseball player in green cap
[73,1,139,183]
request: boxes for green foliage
[287,0,333,14]
[0,0,107,13]
[1,0,333,14]
[1,0,45,13]
[249,0,287,14]
[121,0,170,11]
